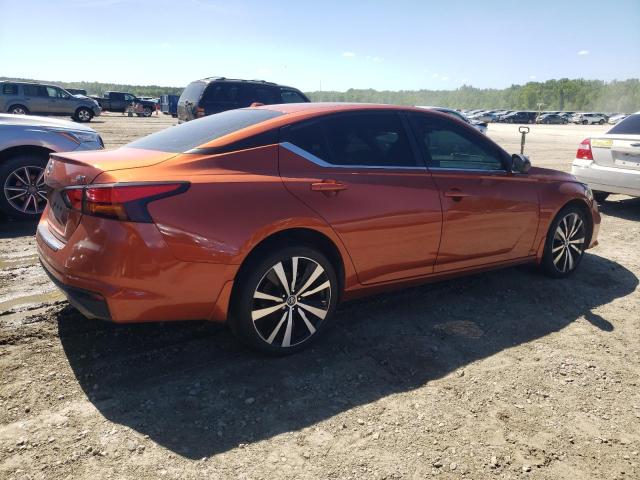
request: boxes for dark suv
[177,77,309,122]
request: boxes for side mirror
[511,153,531,173]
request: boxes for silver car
[0,81,101,122]
[0,114,103,220]
[571,112,640,202]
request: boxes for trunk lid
[43,148,177,241]
[591,134,640,171]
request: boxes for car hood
[0,113,96,132]
[527,166,577,182]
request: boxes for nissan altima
[37,103,600,354]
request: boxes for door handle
[310,180,348,195]
[444,188,471,200]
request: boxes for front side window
[124,94,136,102]
[45,87,66,98]
[283,112,419,168]
[2,83,18,95]
[410,114,504,171]
[280,89,307,103]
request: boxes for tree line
[2,77,638,113]
[307,79,640,113]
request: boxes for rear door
[409,112,539,272]
[279,111,442,284]
[22,85,50,114]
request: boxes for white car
[572,113,607,125]
[608,113,628,125]
[571,112,640,202]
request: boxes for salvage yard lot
[1,113,639,480]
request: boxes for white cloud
[342,52,356,58]
[431,73,439,78]
[578,50,590,56]
[529,75,537,80]
[441,76,449,81]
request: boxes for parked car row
[461,108,629,125]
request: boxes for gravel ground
[1,114,639,480]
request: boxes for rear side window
[280,89,307,103]
[23,85,46,96]
[2,84,18,95]
[243,86,279,105]
[283,112,419,168]
[608,114,640,134]
[202,83,240,104]
[127,108,283,152]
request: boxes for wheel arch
[233,227,346,297]
[7,103,29,114]
[0,145,54,165]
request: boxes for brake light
[576,138,593,160]
[62,183,189,222]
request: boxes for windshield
[127,108,283,152]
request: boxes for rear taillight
[576,138,593,160]
[63,182,188,222]
[196,107,205,118]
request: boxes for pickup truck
[90,91,156,117]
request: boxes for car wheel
[142,106,152,117]
[582,120,588,125]
[541,206,589,278]
[593,191,609,203]
[8,105,29,115]
[598,119,605,125]
[230,246,338,355]
[74,107,93,122]
[0,155,48,220]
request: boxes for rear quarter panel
[100,145,359,288]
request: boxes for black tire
[0,154,49,220]
[541,205,589,278]
[8,104,29,115]
[230,246,338,355]
[593,191,609,203]
[142,106,153,117]
[74,107,93,122]
[598,119,605,125]
[582,120,589,125]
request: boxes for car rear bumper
[572,159,640,197]
[36,212,238,323]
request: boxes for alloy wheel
[251,256,331,348]
[78,109,91,121]
[3,165,47,215]
[11,106,27,115]
[551,212,586,273]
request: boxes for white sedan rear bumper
[572,159,640,197]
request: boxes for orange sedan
[37,104,600,353]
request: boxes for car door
[408,112,539,272]
[279,111,442,285]
[22,85,50,114]
[43,86,70,115]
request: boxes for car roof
[192,77,302,90]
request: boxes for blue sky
[0,0,638,91]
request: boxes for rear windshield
[179,81,206,103]
[127,108,284,152]
[608,114,640,135]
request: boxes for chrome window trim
[279,142,428,171]
[427,167,508,174]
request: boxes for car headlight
[55,130,100,144]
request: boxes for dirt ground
[1,113,639,480]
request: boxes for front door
[279,111,442,285]
[409,112,540,272]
